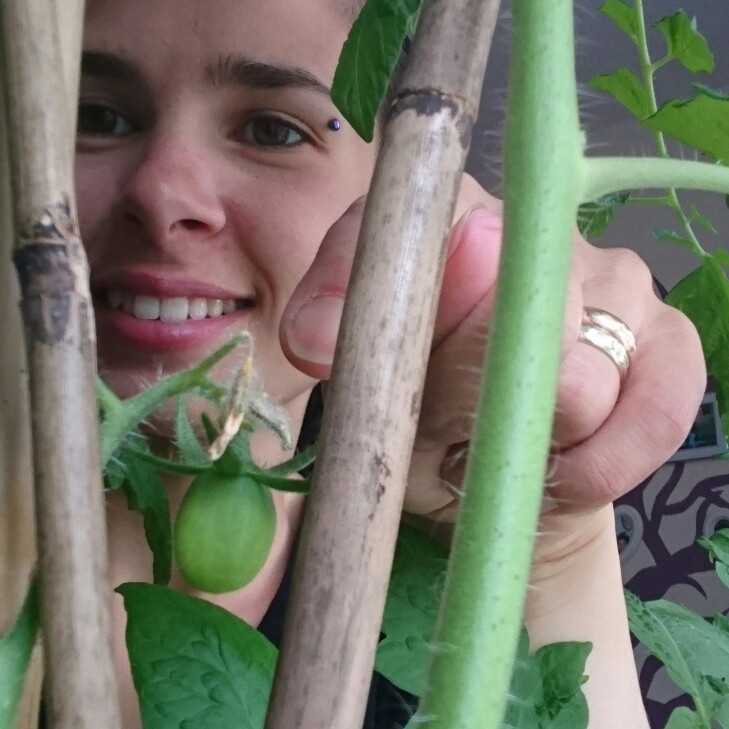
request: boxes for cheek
[227,179,359,303]
[75,155,124,263]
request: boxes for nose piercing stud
[327,118,341,132]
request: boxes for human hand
[279,174,706,532]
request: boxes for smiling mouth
[103,289,255,323]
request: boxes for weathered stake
[0,1,122,728]
[264,1,501,727]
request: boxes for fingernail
[288,295,344,365]
[447,204,502,260]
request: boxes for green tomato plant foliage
[582,1,729,437]
[113,524,592,729]
[117,583,278,729]
[0,577,39,729]
[174,471,277,594]
[625,530,729,729]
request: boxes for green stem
[96,377,122,415]
[649,55,671,74]
[416,1,581,727]
[627,195,670,206]
[583,156,729,208]
[633,0,706,256]
[99,334,244,466]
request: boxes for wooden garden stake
[0,1,122,727]
[264,1,501,727]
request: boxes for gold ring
[577,307,636,380]
[582,307,637,355]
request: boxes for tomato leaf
[121,452,173,585]
[698,529,729,565]
[655,11,714,74]
[503,633,590,729]
[698,529,729,591]
[502,630,542,727]
[374,524,448,696]
[652,228,696,253]
[105,453,128,490]
[665,707,704,729]
[590,68,650,120]
[689,203,717,235]
[533,641,591,722]
[577,191,631,238]
[625,592,729,722]
[643,86,729,164]
[598,0,640,45]
[0,577,39,729]
[376,526,591,729]
[118,583,277,729]
[666,256,729,439]
[331,0,422,142]
[715,614,729,639]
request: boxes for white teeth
[188,298,208,320]
[133,295,160,320]
[207,299,223,317]
[106,289,245,321]
[159,297,189,323]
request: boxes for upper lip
[91,269,254,301]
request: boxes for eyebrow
[80,51,148,89]
[207,54,331,97]
[80,50,332,99]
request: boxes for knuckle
[604,247,654,293]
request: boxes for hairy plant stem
[99,334,242,466]
[633,0,706,257]
[583,157,729,203]
[415,1,582,727]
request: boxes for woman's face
[77,0,376,425]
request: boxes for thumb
[433,204,503,346]
[279,201,503,380]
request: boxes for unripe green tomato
[173,470,276,594]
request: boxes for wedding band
[578,307,636,380]
[582,307,637,355]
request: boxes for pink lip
[96,306,253,352]
[92,269,252,301]
[92,269,256,353]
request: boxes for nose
[119,134,226,248]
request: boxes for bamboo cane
[264,1,501,727]
[0,1,122,728]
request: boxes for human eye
[77,101,138,138]
[234,113,309,149]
